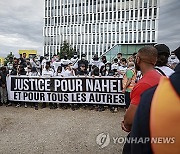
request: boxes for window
[129,21,132,31]
[149,8,152,18]
[125,22,128,31]
[152,20,155,30]
[89,24,91,33]
[134,32,137,43]
[125,32,128,43]
[138,32,141,42]
[112,22,115,32]
[144,9,147,19]
[135,10,138,19]
[154,0,157,6]
[142,20,146,30]
[143,31,146,42]
[152,31,155,42]
[144,0,148,8]
[129,32,132,43]
[112,33,115,43]
[138,21,141,31]
[147,20,150,30]
[147,31,150,42]
[108,23,111,32]
[126,11,129,20]
[154,8,157,18]
[117,22,119,32]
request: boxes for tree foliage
[4,52,14,66]
[59,41,75,59]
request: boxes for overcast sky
[0,0,179,57]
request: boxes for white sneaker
[16,104,20,108]
[24,103,27,108]
[114,108,118,112]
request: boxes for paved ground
[0,106,127,154]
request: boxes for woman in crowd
[122,62,136,109]
[56,66,63,77]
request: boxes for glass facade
[43,0,159,59]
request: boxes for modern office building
[43,0,159,59]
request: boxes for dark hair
[114,58,118,63]
[101,55,106,59]
[154,44,170,57]
[46,61,50,66]
[105,63,111,70]
[92,65,97,70]
[132,52,137,57]
[40,56,44,63]
[100,65,106,74]
[1,66,6,71]
[91,67,99,76]
[117,53,122,56]
[156,54,168,66]
[57,66,62,72]
[121,58,127,63]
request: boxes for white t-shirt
[56,72,63,77]
[118,65,127,75]
[41,59,47,69]
[155,66,174,77]
[70,57,78,64]
[111,63,119,70]
[42,69,54,77]
[61,59,71,66]
[89,59,101,68]
[28,72,40,76]
[61,70,74,77]
[53,61,62,72]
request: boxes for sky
[0,0,179,58]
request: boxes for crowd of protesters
[0,44,179,112]
[121,45,180,154]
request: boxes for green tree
[59,41,75,59]
[4,52,14,66]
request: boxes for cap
[154,44,170,56]
[174,46,180,60]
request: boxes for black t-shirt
[76,70,88,76]
[0,71,8,86]
[78,60,88,70]
[19,70,27,75]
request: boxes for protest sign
[7,76,125,105]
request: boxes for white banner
[6,76,125,106]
